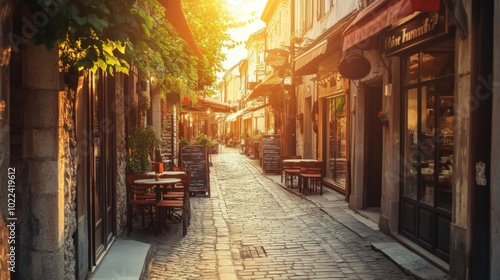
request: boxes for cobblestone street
[129,147,413,279]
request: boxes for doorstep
[87,239,151,280]
[372,241,449,280]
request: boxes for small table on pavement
[146,171,186,176]
[133,178,181,202]
[282,159,318,163]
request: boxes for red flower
[378,111,388,120]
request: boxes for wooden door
[104,75,116,246]
[88,71,116,268]
[363,85,382,207]
[91,71,106,263]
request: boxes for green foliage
[25,0,252,103]
[126,126,160,174]
[179,137,190,146]
[195,133,212,146]
[24,0,154,73]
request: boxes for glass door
[325,95,347,188]
[400,39,454,262]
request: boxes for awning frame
[342,0,441,51]
[293,40,328,75]
[245,73,281,101]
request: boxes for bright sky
[219,0,268,78]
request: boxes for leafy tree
[23,0,155,73]
[23,0,250,107]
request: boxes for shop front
[340,0,498,277]
[322,92,349,192]
[293,25,352,196]
[381,9,454,262]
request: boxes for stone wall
[450,1,472,278]
[60,86,77,279]
[115,73,127,236]
[21,44,66,279]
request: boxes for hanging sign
[265,49,289,71]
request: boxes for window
[318,0,333,18]
[305,1,313,31]
[325,95,347,187]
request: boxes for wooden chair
[126,174,156,235]
[160,171,191,222]
[282,155,302,188]
[155,172,191,236]
[172,166,187,171]
[298,161,324,195]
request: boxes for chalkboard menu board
[180,145,210,196]
[262,135,281,173]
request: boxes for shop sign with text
[382,12,447,56]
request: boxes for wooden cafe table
[146,171,186,176]
[281,159,318,188]
[282,159,318,163]
[133,177,182,202]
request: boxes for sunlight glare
[221,0,267,78]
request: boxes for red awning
[198,97,233,112]
[245,103,270,112]
[159,0,203,58]
[293,18,352,75]
[342,0,440,51]
[293,40,328,75]
[183,97,233,113]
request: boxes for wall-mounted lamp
[326,73,341,87]
[384,84,392,96]
[207,107,211,114]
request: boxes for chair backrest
[283,161,300,169]
[173,166,186,171]
[282,155,302,160]
[160,171,191,199]
[126,174,152,201]
[300,161,323,175]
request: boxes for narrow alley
[128,147,414,280]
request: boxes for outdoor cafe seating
[126,174,156,234]
[281,155,302,187]
[126,165,191,236]
[298,161,324,195]
[155,171,191,236]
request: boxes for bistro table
[281,159,319,188]
[133,178,181,202]
[282,159,318,163]
[146,171,186,176]
[133,177,183,230]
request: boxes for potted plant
[195,133,215,166]
[196,133,212,147]
[378,111,389,126]
[179,137,190,146]
[126,125,161,174]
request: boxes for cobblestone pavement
[129,147,414,280]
